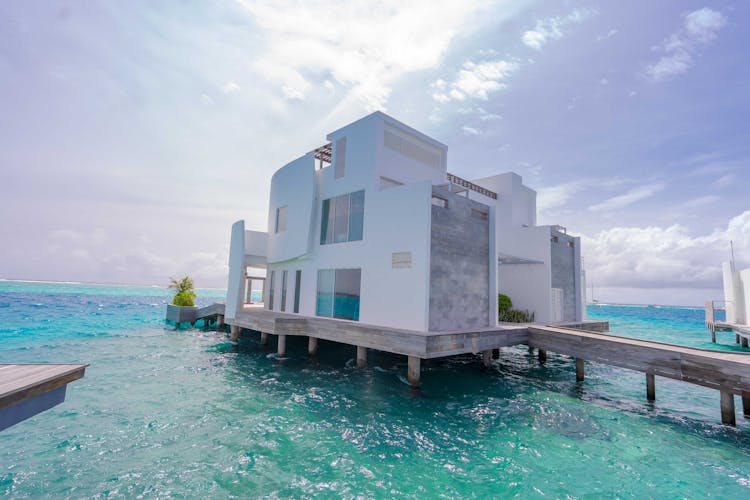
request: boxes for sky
[0,0,748,306]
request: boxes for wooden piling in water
[646,373,656,401]
[230,325,240,342]
[260,332,268,346]
[492,348,500,360]
[277,334,286,357]
[720,391,736,426]
[743,393,750,419]
[482,350,493,368]
[575,358,584,382]
[308,337,318,357]
[742,337,749,348]
[357,346,367,368]
[407,356,421,388]
[217,315,224,329]
[538,349,547,363]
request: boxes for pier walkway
[213,304,750,426]
[1,364,87,431]
[704,300,750,348]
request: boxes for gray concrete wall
[429,187,490,331]
[550,229,577,322]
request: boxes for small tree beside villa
[166,276,198,326]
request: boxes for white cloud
[712,173,735,189]
[588,183,666,212]
[432,59,520,102]
[677,195,720,209]
[597,29,618,41]
[646,7,726,82]
[537,181,587,212]
[221,81,241,94]
[521,9,595,50]
[582,210,750,289]
[461,125,481,136]
[200,93,214,106]
[239,0,501,110]
[599,78,609,85]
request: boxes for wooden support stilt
[260,332,269,346]
[575,358,584,382]
[492,348,500,360]
[482,350,493,368]
[356,346,367,368]
[407,356,421,388]
[230,325,240,342]
[528,345,534,354]
[217,315,224,329]
[175,322,180,329]
[308,337,318,357]
[736,333,740,344]
[711,330,716,343]
[742,336,749,348]
[720,390,736,426]
[538,349,547,364]
[277,334,286,358]
[646,373,656,401]
[742,392,750,419]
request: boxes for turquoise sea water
[1,281,749,497]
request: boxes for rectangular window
[316,269,334,317]
[293,270,301,313]
[334,137,346,179]
[280,270,287,312]
[316,268,361,321]
[431,195,448,208]
[320,190,365,245]
[275,206,288,233]
[471,208,488,220]
[268,271,275,310]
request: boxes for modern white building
[225,112,585,332]
[722,260,750,326]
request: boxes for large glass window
[293,270,301,313]
[316,268,361,321]
[320,190,365,245]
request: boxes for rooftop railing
[447,173,497,199]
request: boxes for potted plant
[166,276,198,326]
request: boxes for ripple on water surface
[1,282,750,497]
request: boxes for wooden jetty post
[742,337,749,348]
[217,314,224,329]
[646,373,656,401]
[277,334,286,357]
[575,358,584,382]
[407,356,421,388]
[356,346,367,368]
[743,392,750,418]
[538,349,547,363]
[482,350,493,368]
[260,332,269,346]
[720,391,736,426]
[230,325,240,342]
[308,337,318,357]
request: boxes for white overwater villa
[225,111,585,332]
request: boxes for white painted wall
[722,262,739,323]
[225,220,246,320]
[739,268,750,326]
[267,154,316,264]
[244,230,268,267]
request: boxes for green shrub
[169,276,196,307]
[498,293,534,323]
[498,293,512,314]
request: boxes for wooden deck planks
[0,364,87,410]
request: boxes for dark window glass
[348,190,365,242]
[316,269,334,317]
[333,269,361,321]
[320,199,334,245]
[293,270,301,313]
[280,270,287,312]
[268,271,275,310]
[333,194,349,243]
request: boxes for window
[293,270,301,313]
[316,268,361,321]
[431,195,448,208]
[268,271,275,310]
[275,206,287,233]
[471,208,488,220]
[320,190,365,245]
[280,270,287,312]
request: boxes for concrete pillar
[736,333,740,344]
[357,346,367,368]
[308,337,318,357]
[407,356,421,388]
[742,336,749,348]
[230,325,240,342]
[492,348,500,360]
[646,373,656,401]
[575,358,584,382]
[217,315,224,329]
[482,350,493,368]
[260,332,269,346]
[742,392,750,418]
[711,330,716,343]
[538,349,547,364]
[277,334,286,358]
[720,390,736,426]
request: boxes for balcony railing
[447,173,497,199]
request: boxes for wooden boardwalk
[1,364,87,431]
[222,304,750,426]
